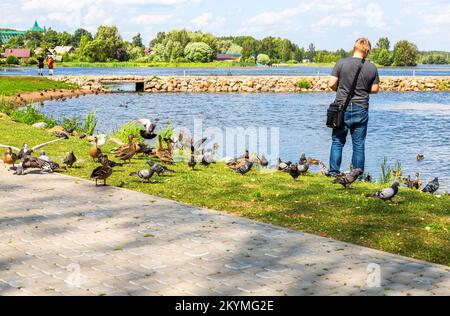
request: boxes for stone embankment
[52,75,450,93]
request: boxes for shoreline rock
[51,75,450,93]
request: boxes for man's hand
[371,84,380,94]
[329,76,339,91]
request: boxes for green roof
[0,30,26,44]
[31,21,45,32]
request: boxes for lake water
[40,91,450,191]
[2,64,450,77]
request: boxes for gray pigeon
[422,177,439,194]
[233,161,253,175]
[367,182,400,201]
[333,168,363,188]
[129,169,155,183]
[298,162,310,174]
[147,160,175,176]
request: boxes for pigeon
[288,164,300,180]
[422,177,439,194]
[258,155,269,168]
[232,161,253,175]
[299,153,307,165]
[63,151,77,168]
[147,160,175,176]
[129,169,155,183]
[198,150,215,167]
[276,158,291,171]
[137,118,158,140]
[298,162,310,174]
[39,150,50,162]
[319,161,329,176]
[188,154,196,170]
[333,168,363,188]
[367,182,400,202]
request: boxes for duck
[98,154,123,168]
[231,160,253,175]
[417,154,425,162]
[307,157,320,165]
[413,172,421,190]
[63,151,77,168]
[155,135,174,164]
[298,162,310,174]
[2,147,18,167]
[90,159,113,186]
[89,137,103,161]
[276,158,291,171]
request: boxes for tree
[59,32,73,46]
[280,39,291,62]
[306,43,316,61]
[376,37,390,50]
[184,42,214,62]
[72,28,92,46]
[132,33,143,48]
[226,43,242,54]
[242,38,255,59]
[217,40,233,54]
[392,40,420,66]
[43,28,59,47]
[377,48,392,66]
[257,53,270,65]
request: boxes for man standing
[37,54,45,76]
[327,38,380,177]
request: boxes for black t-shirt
[331,57,380,108]
[37,56,45,67]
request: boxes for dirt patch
[7,88,101,106]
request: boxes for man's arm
[329,76,339,91]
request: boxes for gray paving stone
[0,165,448,296]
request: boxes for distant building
[52,46,75,55]
[0,21,46,44]
[216,53,234,61]
[4,48,31,59]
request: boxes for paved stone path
[0,165,449,296]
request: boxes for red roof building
[4,48,31,59]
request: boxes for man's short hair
[354,38,372,53]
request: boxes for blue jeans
[329,103,369,174]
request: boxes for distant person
[48,56,54,76]
[327,38,380,177]
[37,55,45,76]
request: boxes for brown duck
[155,135,174,164]
[89,137,102,161]
[2,147,18,167]
[90,159,113,186]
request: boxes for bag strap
[342,59,365,111]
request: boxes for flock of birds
[0,118,443,202]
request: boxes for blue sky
[1,0,449,51]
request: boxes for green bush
[0,95,15,115]
[10,105,56,127]
[6,55,19,65]
[257,54,270,65]
[184,42,214,63]
[437,81,449,90]
[112,122,144,143]
[27,57,38,65]
[60,114,83,132]
[297,79,311,89]
[83,111,97,136]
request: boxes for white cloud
[246,4,313,26]
[190,12,226,29]
[133,14,173,25]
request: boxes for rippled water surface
[40,91,450,190]
[3,64,450,77]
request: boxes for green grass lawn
[0,120,449,266]
[0,76,77,96]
